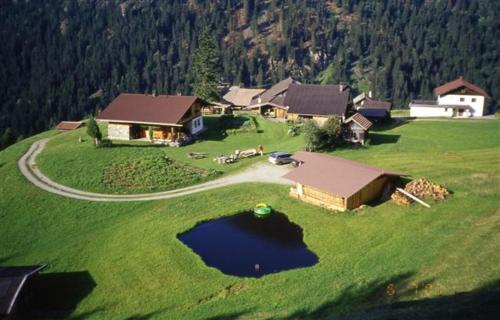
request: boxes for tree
[322,116,342,147]
[192,28,220,102]
[86,117,102,146]
[302,120,327,152]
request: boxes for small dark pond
[178,211,318,277]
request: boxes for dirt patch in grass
[102,156,221,192]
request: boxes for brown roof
[251,77,299,105]
[285,84,350,117]
[97,94,199,125]
[434,77,488,97]
[283,151,401,198]
[345,113,373,130]
[362,98,392,111]
[222,86,265,106]
[55,121,82,131]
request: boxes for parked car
[268,152,293,165]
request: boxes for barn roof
[97,94,199,125]
[0,265,46,316]
[222,86,265,107]
[434,77,488,97]
[283,152,401,198]
[55,121,82,131]
[345,113,373,130]
[285,84,350,117]
[362,98,392,111]
[251,77,299,105]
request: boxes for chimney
[459,76,463,80]
[339,84,344,92]
[368,91,373,98]
[258,96,262,104]
[152,90,156,97]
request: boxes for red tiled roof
[434,78,488,97]
[283,151,401,198]
[345,113,373,130]
[97,94,199,125]
[55,121,82,131]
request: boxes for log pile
[391,178,450,206]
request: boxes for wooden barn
[284,152,401,211]
[245,77,299,119]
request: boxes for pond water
[178,211,318,277]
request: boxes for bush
[87,117,102,146]
[303,120,328,151]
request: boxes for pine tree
[192,28,220,102]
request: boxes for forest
[0,0,499,147]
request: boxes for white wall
[190,116,204,135]
[438,94,485,117]
[410,106,453,118]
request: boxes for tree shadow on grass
[17,271,96,319]
[271,275,500,320]
[368,133,401,145]
[205,309,254,320]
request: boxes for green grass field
[0,118,499,319]
[37,115,303,194]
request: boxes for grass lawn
[37,115,303,194]
[0,119,499,319]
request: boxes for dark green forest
[0,0,499,146]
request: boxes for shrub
[87,117,102,147]
[303,120,328,151]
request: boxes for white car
[268,152,293,165]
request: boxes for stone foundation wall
[108,123,131,140]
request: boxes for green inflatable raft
[254,203,272,217]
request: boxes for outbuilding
[284,152,401,211]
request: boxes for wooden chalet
[284,152,401,211]
[97,94,206,143]
[284,84,351,125]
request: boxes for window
[460,97,465,102]
[472,98,476,102]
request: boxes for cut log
[396,188,431,208]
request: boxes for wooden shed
[283,152,401,211]
[343,112,373,144]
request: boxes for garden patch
[102,156,221,192]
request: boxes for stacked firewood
[391,178,450,205]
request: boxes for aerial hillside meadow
[0,117,499,319]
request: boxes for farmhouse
[222,86,265,110]
[285,84,351,125]
[409,77,489,118]
[342,112,373,144]
[97,93,206,142]
[246,77,300,119]
[284,151,401,211]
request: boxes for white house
[410,77,488,118]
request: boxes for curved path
[18,138,292,202]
